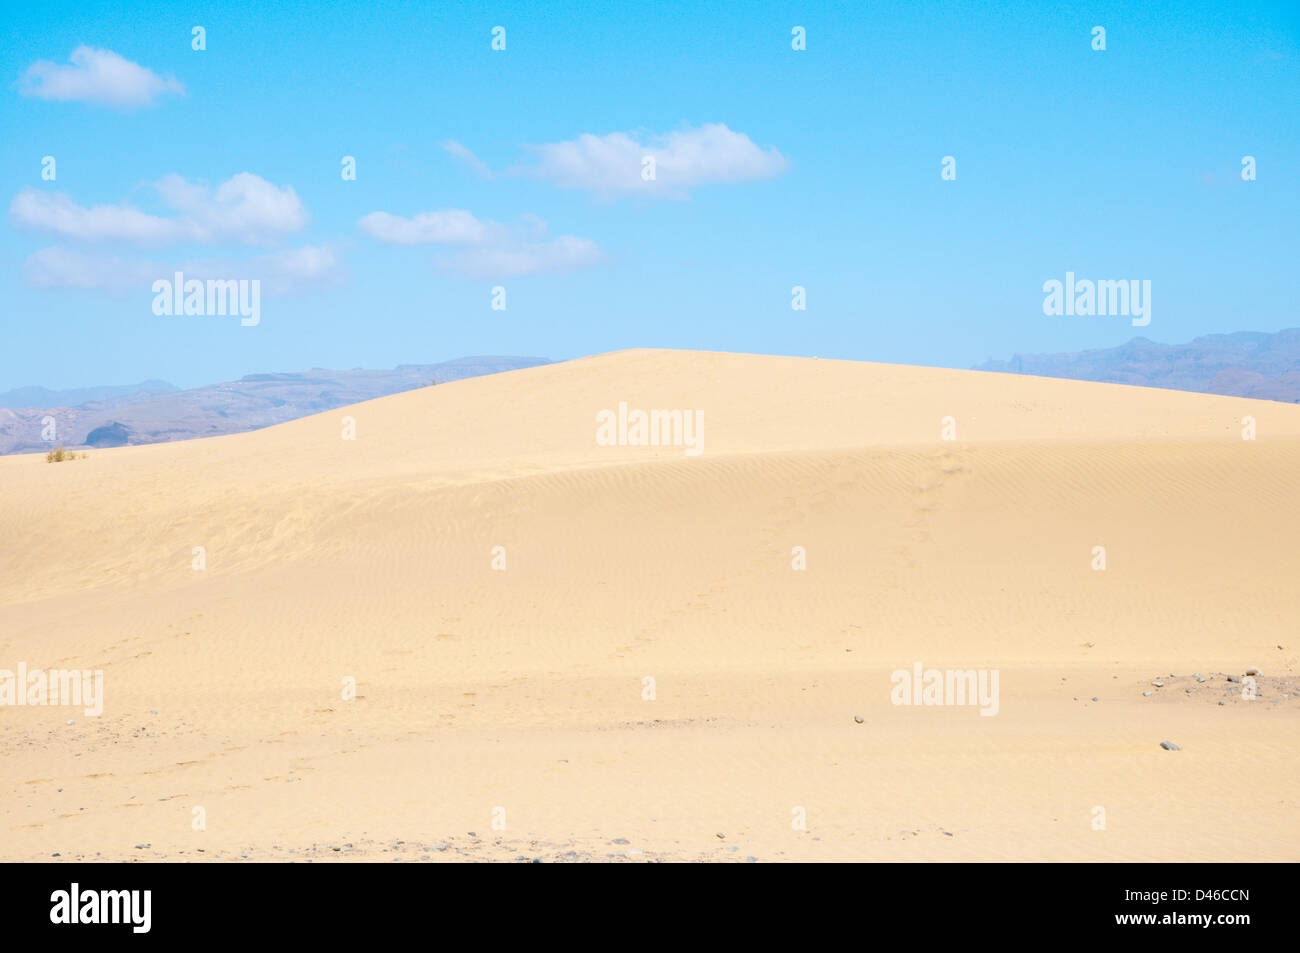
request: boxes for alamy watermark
[595,402,704,456]
[0,663,103,716]
[152,271,260,326]
[891,662,999,716]
[1042,272,1150,327]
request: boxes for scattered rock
[1151,681,1164,687]
[1143,691,1153,696]
[1245,667,1260,676]
[1159,741,1180,751]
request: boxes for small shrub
[45,446,85,463]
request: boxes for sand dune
[1,349,1297,862]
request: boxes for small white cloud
[10,173,308,246]
[182,245,344,294]
[154,173,308,244]
[20,46,184,109]
[358,208,602,278]
[518,123,788,198]
[441,140,494,180]
[358,209,494,245]
[23,247,160,293]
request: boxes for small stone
[1091,697,1098,702]
[612,838,630,845]
[1245,667,1260,676]
[1143,691,1153,696]
[716,833,725,839]
[1159,741,1180,751]
[1151,681,1164,687]
[853,715,864,724]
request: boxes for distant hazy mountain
[974,329,1300,403]
[0,380,178,408]
[0,356,550,455]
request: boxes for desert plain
[1,349,1297,862]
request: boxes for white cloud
[20,46,184,109]
[358,208,602,279]
[358,209,494,245]
[10,190,179,243]
[23,244,342,295]
[182,245,344,294]
[10,174,308,246]
[518,123,788,198]
[23,247,159,293]
[441,140,494,180]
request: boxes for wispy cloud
[19,46,184,109]
[10,174,308,246]
[441,140,494,180]
[516,123,788,198]
[359,208,601,279]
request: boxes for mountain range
[0,357,550,454]
[974,329,1300,403]
[5,330,1298,456]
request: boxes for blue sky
[2,0,1296,390]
